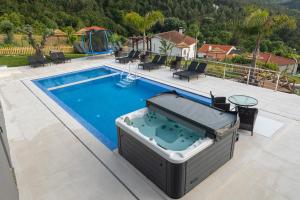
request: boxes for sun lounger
[116,50,135,62]
[143,55,167,71]
[173,62,207,81]
[169,56,183,71]
[196,63,207,75]
[173,61,199,81]
[119,51,141,64]
[138,55,160,69]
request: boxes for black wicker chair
[28,55,46,67]
[237,106,258,136]
[213,103,231,112]
[210,91,231,111]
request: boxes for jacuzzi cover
[146,92,239,140]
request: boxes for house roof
[53,29,66,37]
[75,26,107,35]
[156,31,197,47]
[198,44,235,54]
[256,52,296,66]
[176,42,190,48]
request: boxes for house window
[183,49,186,56]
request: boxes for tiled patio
[0,56,300,200]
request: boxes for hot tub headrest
[147,92,239,140]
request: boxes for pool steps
[48,72,120,91]
[116,74,140,88]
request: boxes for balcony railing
[197,58,296,93]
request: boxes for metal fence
[118,49,297,93]
[196,59,297,93]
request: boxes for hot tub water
[128,111,206,151]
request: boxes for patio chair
[169,56,183,71]
[210,91,230,111]
[237,106,258,136]
[28,55,46,67]
[213,103,231,112]
[172,61,199,81]
[143,55,167,71]
[36,55,47,66]
[49,52,62,64]
[57,52,71,63]
[28,56,39,68]
[138,55,160,69]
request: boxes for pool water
[128,111,206,151]
[34,66,211,150]
[37,67,113,88]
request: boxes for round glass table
[228,95,258,107]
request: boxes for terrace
[0,56,300,200]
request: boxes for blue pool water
[34,66,211,150]
[37,67,114,88]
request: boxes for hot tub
[116,92,239,198]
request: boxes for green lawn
[0,54,89,67]
[290,75,300,84]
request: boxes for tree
[63,26,77,45]
[0,20,14,44]
[109,33,122,45]
[162,17,186,32]
[244,8,296,68]
[19,25,53,56]
[124,10,164,50]
[159,38,175,57]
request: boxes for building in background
[198,44,236,61]
[255,52,298,74]
[135,30,197,59]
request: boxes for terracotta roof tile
[75,26,107,35]
[156,31,197,46]
[198,44,234,54]
[257,52,296,66]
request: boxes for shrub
[257,61,278,71]
[229,55,251,65]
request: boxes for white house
[136,30,197,59]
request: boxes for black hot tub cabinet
[116,92,239,199]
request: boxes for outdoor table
[228,95,258,107]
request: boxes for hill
[0,0,300,55]
[281,0,300,9]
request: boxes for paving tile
[1,57,300,200]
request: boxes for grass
[290,75,300,84]
[0,53,89,67]
[0,55,29,67]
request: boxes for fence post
[246,68,251,85]
[223,64,226,79]
[275,73,280,91]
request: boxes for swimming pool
[34,66,211,150]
